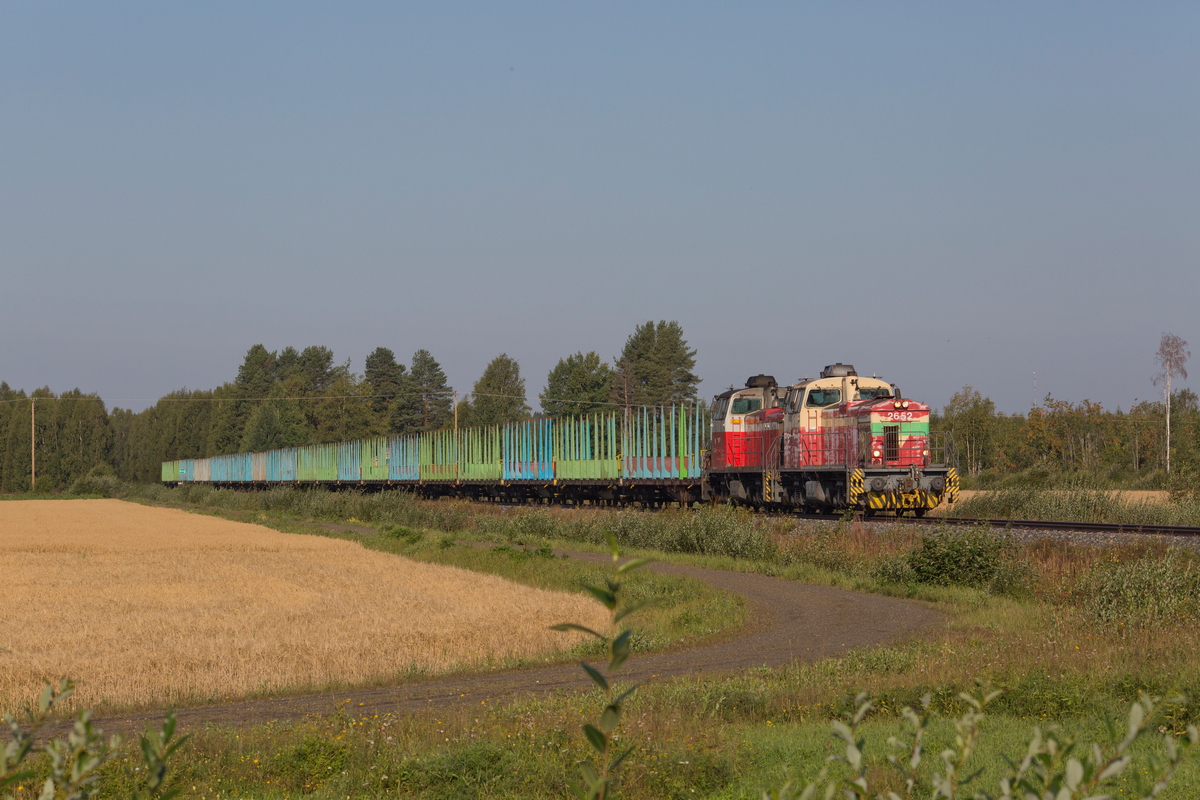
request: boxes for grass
[9,485,1200,797]
[948,485,1200,526]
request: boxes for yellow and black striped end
[867,490,938,510]
[848,469,864,505]
[946,468,960,503]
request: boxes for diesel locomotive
[705,363,958,515]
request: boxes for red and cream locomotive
[703,364,958,515]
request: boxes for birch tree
[1153,333,1190,474]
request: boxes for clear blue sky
[2,3,1196,414]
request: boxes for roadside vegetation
[7,487,1200,797]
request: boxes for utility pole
[30,398,35,493]
[454,391,459,483]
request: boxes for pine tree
[297,346,346,397]
[541,351,613,417]
[469,354,531,426]
[611,321,699,408]
[276,346,301,381]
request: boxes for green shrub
[68,464,124,498]
[1168,465,1200,503]
[272,735,351,791]
[907,527,1028,595]
[1085,547,1200,627]
[869,554,916,586]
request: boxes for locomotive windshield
[855,386,892,400]
[730,397,762,415]
[805,389,841,407]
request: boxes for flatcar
[162,363,957,515]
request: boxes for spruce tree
[364,347,407,417]
[391,349,453,433]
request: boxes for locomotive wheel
[914,508,927,519]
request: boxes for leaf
[579,761,601,787]
[161,709,177,743]
[1065,762,1084,791]
[600,704,621,733]
[38,684,53,714]
[552,623,606,640]
[604,531,619,560]
[164,733,191,759]
[616,557,653,575]
[613,686,639,706]
[584,585,617,609]
[852,697,875,726]
[844,743,862,771]
[610,630,633,672]
[610,744,637,772]
[615,600,656,627]
[584,724,607,755]
[581,663,609,692]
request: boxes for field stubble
[0,500,605,715]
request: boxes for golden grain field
[0,500,605,713]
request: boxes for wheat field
[0,500,605,713]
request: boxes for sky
[2,3,1197,415]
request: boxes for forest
[2,325,1196,493]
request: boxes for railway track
[928,515,1200,538]
[494,500,1200,540]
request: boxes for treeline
[936,385,1200,483]
[0,321,698,490]
[0,385,111,493]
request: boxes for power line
[0,390,703,409]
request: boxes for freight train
[162,363,958,515]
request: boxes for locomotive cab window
[730,397,762,415]
[855,386,892,400]
[805,389,841,407]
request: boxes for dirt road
[58,548,941,738]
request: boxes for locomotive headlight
[872,449,882,458]
[901,400,910,409]
[893,400,902,409]
[923,449,930,457]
